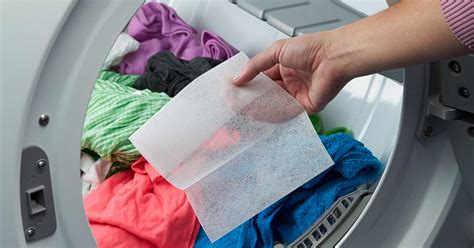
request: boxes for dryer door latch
[418,55,474,200]
[20,146,57,242]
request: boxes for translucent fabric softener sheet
[130,52,333,242]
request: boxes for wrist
[321,28,361,83]
[323,0,470,82]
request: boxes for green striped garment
[81,71,171,164]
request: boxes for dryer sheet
[130,52,333,242]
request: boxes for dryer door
[1,0,142,247]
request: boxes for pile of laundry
[80,2,383,248]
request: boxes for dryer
[1,0,473,247]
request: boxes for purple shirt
[117,3,237,75]
[440,0,473,50]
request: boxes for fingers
[263,64,281,81]
[233,39,287,86]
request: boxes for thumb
[233,39,287,86]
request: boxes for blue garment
[193,133,383,248]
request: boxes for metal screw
[36,159,48,173]
[25,227,36,238]
[424,126,433,137]
[38,114,49,126]
[449,61,462,74]
[458,87,470,99]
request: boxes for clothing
[134,51,222,97]
[117,2,236,75]
[440,0,474,50]
[102,33,140,69]
[194,133,383,247]
[82,148,101,161]
[106,161,131,178]
[84,157,200,248]
[80,152,97,195]
[80,152,113,196]
[309,114,352,136]
[81,71,171,164]
[308,114,323,133]
[323,126,353,136]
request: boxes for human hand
[232,0,470,114]
[232,32,352,113]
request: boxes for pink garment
[440,0,473,50]
[84,157,200,248]
[203,128,241,152]
[164,127,241,182]
[117,3,237,75]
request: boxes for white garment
[102,33,139,69]
[80,152,113,196]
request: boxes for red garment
[84,157,200,248]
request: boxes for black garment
[134,51,223,97]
